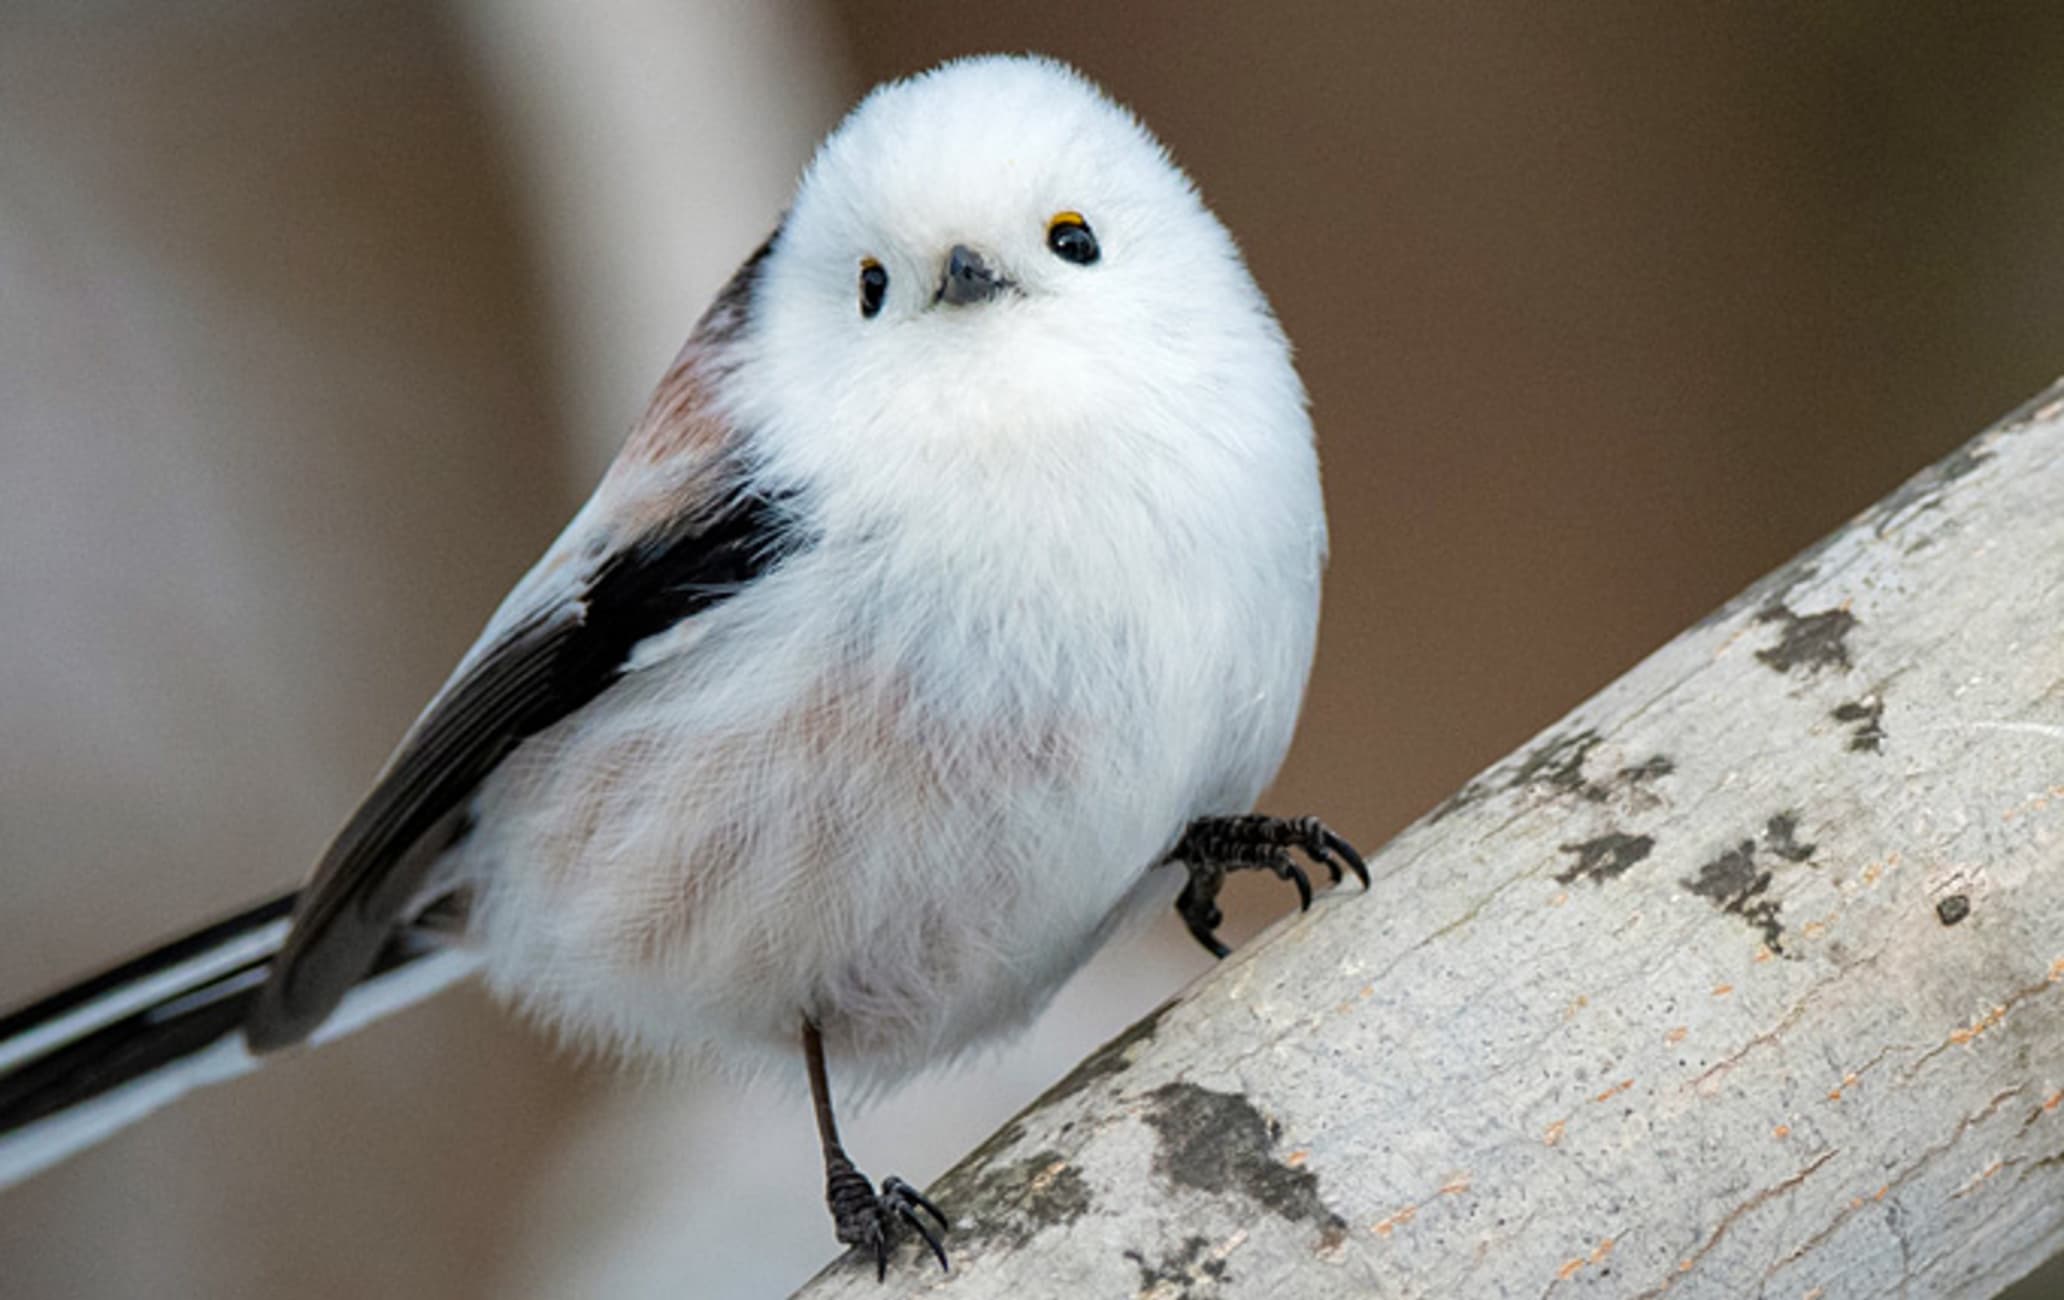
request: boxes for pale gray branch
[794,379,2064,1300]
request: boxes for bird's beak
[936,244,1006,307]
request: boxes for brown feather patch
[621,346,732,467]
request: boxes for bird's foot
[826,1150,949,1281]
[1168,814,1369,958]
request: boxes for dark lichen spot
[1707,416,2012,635]
[1936,894,1971,926]
[1023,998,1173,1114]
[1754,602,1857,676]
[1511,729,1603,796]
[1124,1235,1230,1298]
[1994,379,2064,434]
[1618,754,1676,784]
[1681,839,1785,952]
[1866,441,1997,537]
[925,1148,1093,1254]
[1435,744,1672,824]
[1934,443,1992,483]
[1428,779,1491,825]
[1143,1082,1347,1249]
[943,1116,1027,1188]
[1762,813,1816,864]
[1832,696,1887,753]
[918,1005,1176,1253]
[1509,729,1610,801]
[1700,550,1826,630]
[1556,832,1655,885]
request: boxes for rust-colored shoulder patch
[622,344,731,467]
[605,225,778,498]
[592,343,740,535]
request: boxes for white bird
[0,53,1361,1277]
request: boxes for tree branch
[794,379,2064,1299]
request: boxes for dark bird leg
[803,1019,949,1281]
[1166,814,1369,958]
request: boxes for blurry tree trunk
[794,380,2064,1299]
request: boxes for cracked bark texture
[791,380,2064,1300]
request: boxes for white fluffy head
[724,55,1308,501]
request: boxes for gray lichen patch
[1703,554,1825,630]
[1431,740,1675,826]
[1428,778,1491,825]
[1995,376,2064,433]
[926,1147,1094,1255]
[1556,832,1655,886]
[936,1116,1029,1190]
[1865,440,1996,535]
[1754,601,1858,676]
[1711,430,1996,632]
[1762,813,1817,864]
[920,1002,1180,1246]
[1832,695,1887,753]
[1124,1234,1230,1298]
[1031,997,1174,1113]
[916,1000,1176,1255]
[1618,754,1676,784]
[1143,1082,1348,1249]
[1681,838,1786,952]
[1509,729,1607,801]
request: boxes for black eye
[859,258,888,318]
[1046,212,1099,265]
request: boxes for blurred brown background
[1,2,2059,1297]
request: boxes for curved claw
[1278,856,1314,911]
[1172,815,1365,960]
[897,1208,949,1273]
[881,1177,950,1273]
[1303,840,1348,886]
[1176,874,1231,958]
[884,1177,951,1235]
[1290,816,1368,890]
[1324,829,1371,889]
[1183,910,1231,959]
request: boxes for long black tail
[0,891,477,1188]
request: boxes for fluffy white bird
[0,53,1361,1276]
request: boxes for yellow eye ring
[1045,212,1099,266]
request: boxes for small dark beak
[937,244,1005,306]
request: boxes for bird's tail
[0,891,479,1189]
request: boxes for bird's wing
[247,321,798,1050]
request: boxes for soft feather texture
[266,53,1326,1092]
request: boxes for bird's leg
[803,1019,949,1281]
[1165,814,1369,958]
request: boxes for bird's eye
[1045,212,1099,266]
[858,258,888,318]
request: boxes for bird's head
[713,54,1301,488]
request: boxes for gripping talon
[1325,830,1371,888]
[904,1212,947,1272]
[1167,813,1366,957]
[1184,912,1230,959]
[1279,857,1314,911]
[1304,841,1347,886]
[875,1176,949,1273]
[884,1176,951,1235]
[896,1210,948,1271]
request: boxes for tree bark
[793,380,2064,1299]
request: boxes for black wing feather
[246,490,799,1050]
